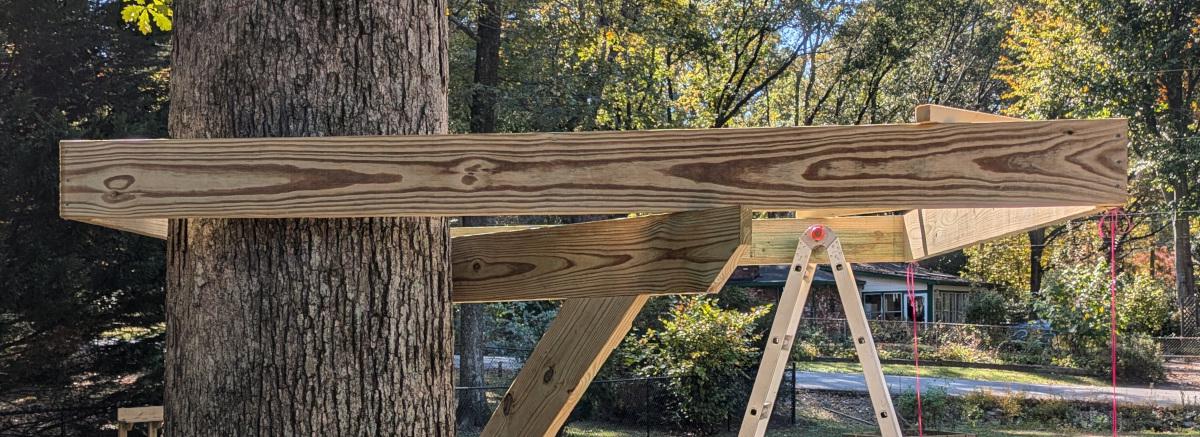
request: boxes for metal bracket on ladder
[738,225,903,437]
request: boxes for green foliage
[620,296,770,434]
[484,301,559,350]
[1025,398,1072,426]
[895,386,949,427]
[1038,262,1171,339]
[1037,262,1169,381]
[964,290,1009,325]
[0,0,169,422]
[962,235,1031,298]
[121,0,172,34]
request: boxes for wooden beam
[915,104,1021,123]
[78,218,168,239]
[481,295,649,437]
[117,406,163,423]
[60,119,1127,219]
[791,208,896,219]
[72,207,1107,270]
[451,207,750,302]
[743,216,907,264]
[903,206,1102,259]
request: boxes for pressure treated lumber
[66,215,903,264]
[79,218,168,239]
[903,206,1102,259]
[60,119,1127,219]
[117,406,163,423]
[452,207,750,302]
[481,295,649,437]
[72,207,1104,270]
[915,104,1020,123]
[744,216,906,264]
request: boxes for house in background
[724,263,978,323]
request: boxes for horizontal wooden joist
[902,206,1102,259]
[914,104,1021,123]
[452,207,750,302]
[71,214,909,264]
[73,205,1104,265]
[60,119,1127,219]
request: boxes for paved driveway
[794,370,1200,406]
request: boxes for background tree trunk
[165,0,453,434]
[1028,228,1045,298]
[458,0,503,426]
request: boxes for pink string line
[906,262,923,436]
[1099,209,1121,436]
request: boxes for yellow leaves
[604,29,618,45]
[121,0,173,35]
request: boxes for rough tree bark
[459,0,503,426]
[165,0,453,434]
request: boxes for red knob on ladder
[806,224,827,242]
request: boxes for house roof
[727,263,972,287]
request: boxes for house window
[863,293,904,320]
[936,291,970,323]
[863,292,928,322]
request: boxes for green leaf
[120,5,144,24]
[137,11,152,35]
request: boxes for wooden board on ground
[481,295,649,437]
[60,119,1127,219]
[452,207,750,302]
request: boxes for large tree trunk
[1172,194,1197,336]
[1028,228,1045,297]
[165,0,453,434]
[458,1,503,426]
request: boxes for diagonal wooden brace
[480,295,648,437]
[739,225,902,437]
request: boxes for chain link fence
[454,347,802,436]
[793,318,1067,369]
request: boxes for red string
[1099,209,1121,436]
[906,262,923,436]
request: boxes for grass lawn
[796,360,1108,387]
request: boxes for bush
[895,386,948,427]
[1025,398,1072,425]
[1114,333,1166,382]
[1037,262,1168,381]
[965,291,1008,325]
[620,296,770,434]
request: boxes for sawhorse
[739,224,903,437]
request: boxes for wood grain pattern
[117,406,163,423]
[744,216,908,265]
[79,218,168,239]
[71,208,1102,272]
[481,295,649,437]
[915,104,1020,123]
[451,207,750,302]
[903,206,1102,259]
[60,119,1128,218]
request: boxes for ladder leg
[738,240,816,437]
[826,238,903,437]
